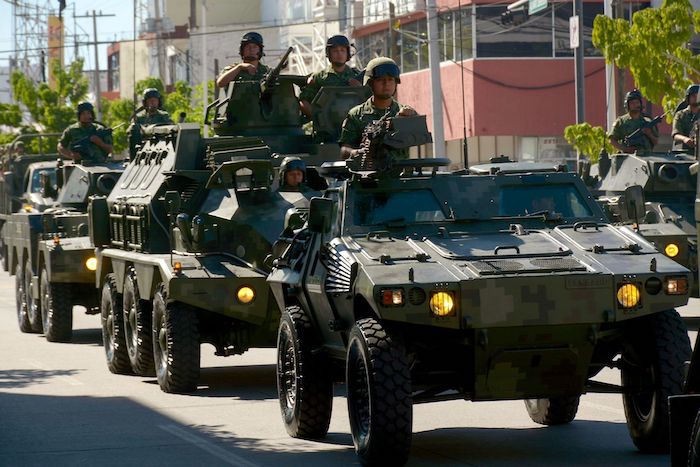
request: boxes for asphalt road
[0,269,696,466]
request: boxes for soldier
[57,101,113,164]
[13,141,25,157]
[609,89,659,153]
[278,156,310,192]
[134,88,173,125]
[672,84,700,153]
[339,57,416,160]
[216,32,269,88]
[299,35,362,118]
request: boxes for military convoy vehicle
[5,159,124,341]
[268,131,692,464]
[582,149,697,295]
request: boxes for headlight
[664,243,680,257]
[22,203,34,212]
[430,291,455,317]
[617,283,640,308]
[666,276,689,295]
[236,286,255,304]
[85,257,97,271]
[380,289,404,306]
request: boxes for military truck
[268,130,692,464]
[5,159,124,342]
[583,149,697,295]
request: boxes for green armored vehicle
[269,129,692,464]
[584,149,697,295]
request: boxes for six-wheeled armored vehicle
[269,148,692,465]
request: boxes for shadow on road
[0,368,81,389]
[68,327,103,346]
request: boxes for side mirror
[164,190,181,215]
[39,172,56,198]
[624,185,646,221]
[308,197,334,233]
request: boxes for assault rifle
[260,46,293,98]
[71,122,124,161]
[623,112,666,150]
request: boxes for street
[0,269,696,466]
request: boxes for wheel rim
[629,364,655,423]
[155,310,168,370]
[348,341,371,443]
[16,266,27,324]
[41,275,51,331]
[277,323,297,412]
[104,301,116,357]
[25,266,38,325]
[126,300,137,354]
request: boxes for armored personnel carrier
[5,159,123,341]
[268,127,692,465]
[583,149,697,295]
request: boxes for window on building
[439,11,455,61]
[400,20,419,72]
[476,5,552,58]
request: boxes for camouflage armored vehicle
[268,130,692,464]
[5,159,124,342]
[583,149,697,295]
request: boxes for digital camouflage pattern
[609,114,659,151]
[133,109,173,125]
[672,107,699,152]
[298,65,361,104]
[59,122,113,164]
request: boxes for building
[0,66,12,105]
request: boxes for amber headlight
[666,276,689,295]
[430,291,455,317]
[664,243,680,258]
[236,286,255,304]
[85,257,97,271]
[617,283,640,308]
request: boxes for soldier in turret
[672,84,700,153]
[216,32,270,88]
[134,88,173,125]
[609,89,659,153]
[57,101,113,164]
[278,156,311,193]
[339,57,416,160]
[299,35,362,118]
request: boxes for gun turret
[623,112,665,150]
[70,122,124,161]
[260,47,293,98]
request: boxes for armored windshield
[498,184,593,218]
[350,189,446,227]
[29,168,57,193]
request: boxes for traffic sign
[529,0,547,15]
[570,15,580,49]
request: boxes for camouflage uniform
[299,65,361,104]
[672,107,699,152]
[59,122,112,164]
[339,97,408,159]
[134,109,173,125]
[218,63,270,83]
[609,114,658,152]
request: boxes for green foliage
[593,0,700,116]
[190,79,216,125]
[102,98,136,153]
[0,103,22,127]
[564,123,613,163]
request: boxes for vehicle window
[352,189,446,226]
[30,168,57,193]
[499,184,593,218]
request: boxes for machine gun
[623,112,666,150]
[260,46,293,98]
[353,111,393,172]
[71,122,124,161]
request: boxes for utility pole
[75,10,116,121]
[573,0,585,126]
[426,0,444,158]
[154,0,166,83]
[202,0,208,137]
[604,0,615,131]
[388,2,399,59]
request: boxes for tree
[564,123,613,163]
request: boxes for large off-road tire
[622,309,691,453]
[101,273,132,374]
[689,410,700,466]
[0,240,8,272]
[152,285,200,393]
[123,268,155,376]
[277,305,333,439]
[524,395,580,425]
[346,318,412,466]
[24,261,42,333]
[15,262,33,333]
[40,267,73,342]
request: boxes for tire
[15,262,32,333]
[123,268,155,376]
[40,267,73,342]
[152,285,200,393]
[277,305,333,439]
[346,318,412,466]
[622,309,691,453]
[24,261,42,333]
[0,240,8,272]
[524,395,580,425]
[689,410,700,467]
[100,273,132,374]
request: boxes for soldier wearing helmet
[299,35,362,118]
[672,84,700,153]
[134,88,173,125]
[57,101,113,164]
[216,32,270,88]
[608,89,659,153]
[339,56,416,160]
[278,156,310,192]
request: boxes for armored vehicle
[583,149,697,295]
[269,144,692,464]
[5,159,124,342]
[89,123,319,393]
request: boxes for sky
[0,0,137,71]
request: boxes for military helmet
[13,141,24,150]
[363,57,401,86]
[280,156,306,182]
[76,101,95,118]
[142,87,162,107]
[685,84,700,99]
[240,31,264,59]
[624,89,643,109]
[326,35,351,61]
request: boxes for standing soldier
[128,88,173,156]
[339,57,416,160]
[57,101,113,164]
[609,89,659,153]
[672,84,700,153]
[216,32,269,88]
[299,35,362,118]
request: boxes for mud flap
[669,394,700,466]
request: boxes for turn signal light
[380,289,404,306]
[85,257,97,271]
[664,243,680,257]
[237,286,255,304]
[666,276,689,295]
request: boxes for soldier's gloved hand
[348,78,362,87]
[89,135,103,144]
[397,106,416,117]
[685,136,696,148]
[240,63,257,75]
[350,148,367,159]
[642,127,654,137]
